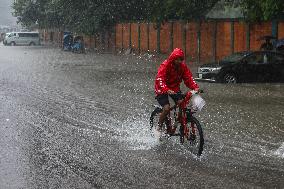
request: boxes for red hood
[154,48,198,95]
[168,48,185,64]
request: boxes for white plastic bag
[191,94,206,111]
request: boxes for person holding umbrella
[259,35,276,51]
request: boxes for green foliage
[14,0,283,34]
[239,0,284,21]
[12,0,153,34]
[145,0,219,23]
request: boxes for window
[9,33,16,37]
[270,53,284,65]
[18,33,39,38]
[245,53,268,64]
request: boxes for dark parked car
[196,51,284,83]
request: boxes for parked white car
[4,32,40,46]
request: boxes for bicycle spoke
[186,116,204,156]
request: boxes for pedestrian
[260,38,274,51]
[154,48,199,134]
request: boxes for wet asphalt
[0,44,283,189]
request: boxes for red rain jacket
[155,48,199,95]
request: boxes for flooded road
[0,44,283,188]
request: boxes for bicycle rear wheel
[185,116,204,156]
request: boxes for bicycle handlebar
[181,89,204,97]
[170,89,204,110]
[198,89,204,93]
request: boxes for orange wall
[148,23,157,52]
[116,24,123,49]
[140,23,148,52]
[250,22,272,50]
[44,20,284,64]
[234,22,247,52]
[173,22,183,50]
[123,23,130,49]
[200,22,214,63]
[216,22,232,60]
[131,23,139,50]
[160,23,171,54]
[278,21,284,39]
[186,22,198,62]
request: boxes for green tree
[228,0,284,21]
[13,0,284,32]
[247,0,283,21]
[12,0,222,34]
[13,0,152,33]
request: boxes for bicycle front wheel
[186,116,204,156]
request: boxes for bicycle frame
[166,91,197,140]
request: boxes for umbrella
[275,38,284,48]
[257,35,277,41]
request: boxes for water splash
[116,116,159,150]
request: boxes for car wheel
[223,73,237,83]
[10,42,16,46]
[29,42,35,46]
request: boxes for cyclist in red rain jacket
[155,48,199,133]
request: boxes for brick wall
[116,24,123,49]
[140,23,149,52]
[131,23,139,51]
[172,22,183,52]
[42,20,284,64]
[186,22,198,62]
[115,20,284,64]
[160,23,171,54]
[250,22,272,50]
[123,24,130,50]
[200,22,214,63]
[278,21,284,39]
[149,23,157,52]
[234,22,247,52]
[216,22,231,60]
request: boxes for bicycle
[150,90,205,156]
